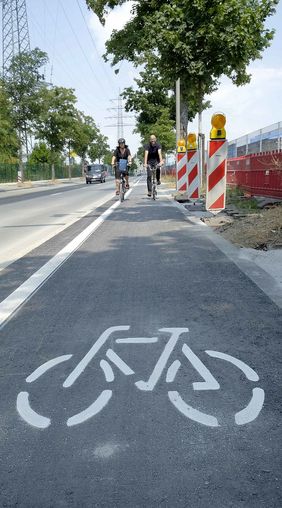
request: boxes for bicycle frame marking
[16,326,265,429]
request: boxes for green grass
[226,186,258,210]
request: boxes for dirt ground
[203,205,282,249]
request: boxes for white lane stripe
[0,181,141,330]
[50,192,63,196]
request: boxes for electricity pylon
[1,0,30,77]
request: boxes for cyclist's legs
[115,167,121,193]
[147,165,152,193]
[156,166,161,183]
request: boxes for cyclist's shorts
[115,168,129,178]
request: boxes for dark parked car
[85,164,106,184]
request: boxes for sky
[1,0,282,156]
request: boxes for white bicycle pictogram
[16,326,265,429]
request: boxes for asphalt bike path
[0,179,281,507]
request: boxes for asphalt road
[0,179,281,507]
[0,178,115,271]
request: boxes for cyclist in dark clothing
[112,138,132,195]
[144,135,164,197]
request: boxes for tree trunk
[51,163,55,181]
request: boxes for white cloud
[89,1,135,54]
[188,67,282,141]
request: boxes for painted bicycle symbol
[17,326,265,429]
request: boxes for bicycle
[16,326,265,429]
[113,161,129,202]
[147,163,161,200]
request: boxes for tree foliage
[87,0,278,135]
[0,80,19,162]
[4,48,49,135]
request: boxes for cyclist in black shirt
[112,138,132,195]
[144,135,164,197]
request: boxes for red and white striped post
[187,133,200,199]
[206,113,228,214]
[176,139,187,192]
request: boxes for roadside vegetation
[0,48,112,182]
[86,0,279,159]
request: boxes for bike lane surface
[0,181,281,507]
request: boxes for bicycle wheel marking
[205,350,259,381]
[235,388,265,425]
[26,355,73,383]
[168,391,219,427]
[17,392,51,429]
[67,390,112,427]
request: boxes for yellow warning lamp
[187,133,197,150]
[210,112,226,140]
[177,138,186,153]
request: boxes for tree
[0,80,19,163]
[71,113,99,174]
[35,86,78,180]
[28,142,61,165]
[4,48,49,178]
[89,133,110,163]
[87,0,278,122]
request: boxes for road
[0,178,115,271]
[0,178,281,507]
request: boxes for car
[85,164,106,184]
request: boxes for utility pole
[176,79,181,144]
[1,0,31,182]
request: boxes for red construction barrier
[227,151,282,199]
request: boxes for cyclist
[144,134,164,197]
[112,138,132,195]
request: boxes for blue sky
[1,0,282,155]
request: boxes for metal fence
[0,163,83,183]
[228,122,282,158]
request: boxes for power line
[75,0,116,93]
[57,0,107,95]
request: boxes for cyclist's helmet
[118,138,126,145]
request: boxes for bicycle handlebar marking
[16,326,265,429]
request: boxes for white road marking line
[0,188,136,329]
[17,391,51,429]
[63,326,130,388]
[116,337,158,344]
[135,328,189,391]
[166,360,181,383]
[26,355,72,383]
[100,360,115,382]
[182,344,220,391]
[168,391,219,427]
[205,350,259,382]
[235,388,265,425]
[106,349,135,376]
[67,390,112,427]
[50,192,63,196]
